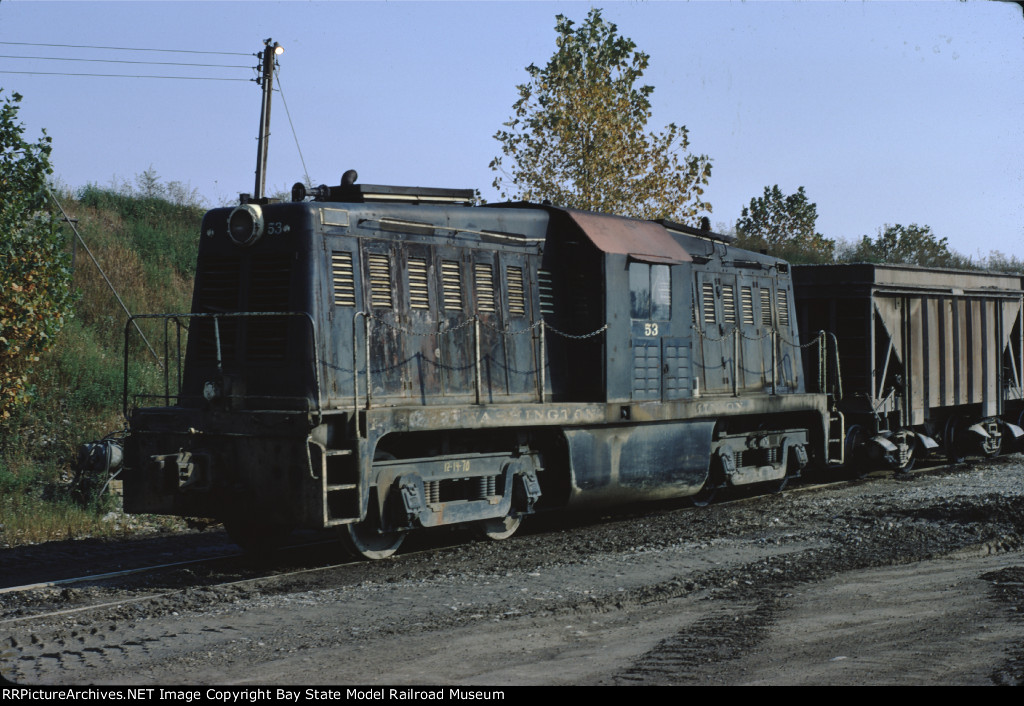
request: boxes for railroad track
[0,456,1001,625]
[3,457,1022,687]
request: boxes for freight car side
[793,263,1024,469]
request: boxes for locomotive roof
[285,180,782,267]
[488,202,792,270]
[489,202,693,264]
[559,208,693,264]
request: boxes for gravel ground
[2,457,1023,686]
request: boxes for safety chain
[351,311,605,424]
[691,323,769,343]
[690,323,758,342]
[689,323,818,349]
[479,319,544,336]
[365,313,606,340]
[689,323,731,342]
[350,306,845,425]
[777,332,824,350]
[545,323,609,339]
[366,314,478,336]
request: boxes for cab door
[630,261,674,400]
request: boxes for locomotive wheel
[691,472,723,507]
[223,518,292,556]
[340,521,404,560]
[478,515,521,541]
[690,487,716,507]
[339,449,405,560]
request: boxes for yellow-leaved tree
[0,91,73,420]
[490,9,712,223]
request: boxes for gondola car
[793,263,1024,470]
[122,175,841,558]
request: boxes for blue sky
[2,1,1023,259]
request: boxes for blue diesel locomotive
[123,176,840,558]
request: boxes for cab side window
[629,263,671,320]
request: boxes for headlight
[227,204,264,246]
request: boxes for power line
[275,66,311,189]
[0,70,251,81]
[0,40,250,56]
[0,54,253,69]
[47,188,164,370]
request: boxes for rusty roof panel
[564,209,693,264]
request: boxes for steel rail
[0,456,1000,625]
[0,553,241,596]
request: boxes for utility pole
[253,38,283,202]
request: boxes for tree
[490,9,712,223]
[0,91,74,420]
[844,223,958,267]
[135,165,162,199]
[973,250,1024,274]
[735,185,835,264]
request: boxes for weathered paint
[124,183,835,542]
[563,420,715,506]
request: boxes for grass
[0,487,186,547]
[0,177,203,547]
[1,493,111,546]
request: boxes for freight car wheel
[944,417,967,464]
[894,451,916,473]
[844,424,868,473]
[340,522,404,560]
[981,434,1002,459]
[888,439,916,473]
[478,515,522,541]
[880,431,918,473]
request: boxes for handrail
[123,311,321,420]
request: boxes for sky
[2,0,1023,259]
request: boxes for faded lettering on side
[401,406,604,430]
[694,399,753,415]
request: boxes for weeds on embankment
[1,175,202,547]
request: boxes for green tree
[735,185,835,264]
[135,165,162,199]
[845,223,957,267]
[975,250,1024,274]
[0,91,74,419]
[490,8,712,223]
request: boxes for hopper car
[793,264,1024,470]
